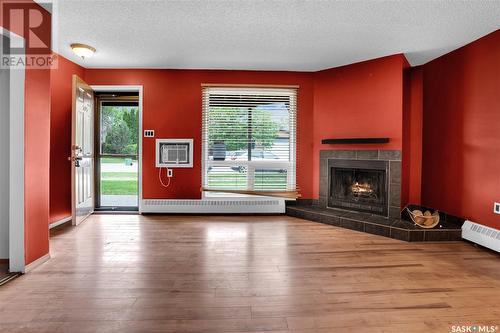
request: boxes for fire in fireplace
[328,159,389,216]
[350,182,376,199]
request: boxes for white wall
[0,63,9,259]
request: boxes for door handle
[74,156,82,167]
[68,155,83,167]
[70,145,84,167]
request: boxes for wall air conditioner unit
[462,220,500,253]
[156,139,193,168]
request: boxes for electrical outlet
[494,202,500,214]
[167,169,173,178]
[144,130,155,137]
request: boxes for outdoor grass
[101,157,137,164]
[208,171,287,189]
[102,172,137,180]
[101,171,287,195]
[101,172,137,195]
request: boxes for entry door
[71,75,94,225]
[95,98,139,210]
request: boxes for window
[202,87,297,194]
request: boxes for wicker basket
[406,208,440,229]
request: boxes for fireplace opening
[328,159,388,216]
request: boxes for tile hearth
[288,149,464,242]
[286,203,463,242]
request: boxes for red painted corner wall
[311,55,406,199]
[84,69,315,199]
[402,66,423,208]
[1,0,52,265]
[421,30,500,229]
[24,68,51,264]
[49,55,84,223]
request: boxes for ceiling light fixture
[70,43,96,59]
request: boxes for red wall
[422,30,500,228]
[1,0,52,265]
[55,58,408,206]
[84,69,315,199]
[49,55,84,223]
[49,33,500,230]
[311,55,406,199]
[24,68,51,264]
[402,66,423,207]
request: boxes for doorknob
[69,155,83,167]
[68,155,83,167]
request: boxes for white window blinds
[202,86,297,197]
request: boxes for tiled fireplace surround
[319,149,402,218]
[286,149,463,242]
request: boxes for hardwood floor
[0,214,499,332]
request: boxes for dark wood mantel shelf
[321,138,390,144]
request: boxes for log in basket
[406,208,440,228]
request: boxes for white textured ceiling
[54,0,500,71]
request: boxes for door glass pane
[101,103,138,155]
[100,156,138,207]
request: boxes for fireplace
[328,159,389,216]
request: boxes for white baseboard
[141,198,285,214]
[24,253,50,273]
[462,220,500,253]
[49,216,72,229]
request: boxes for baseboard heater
[462,220,500,253]
[141,198,285,214]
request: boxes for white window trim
[201,86,297,198]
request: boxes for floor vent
[462,220,500,253]
[141,199,285,213]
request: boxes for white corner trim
[49,216,72,229]
[24,253,50,273]
[1,28,26,274]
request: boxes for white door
[71,75,94,225]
